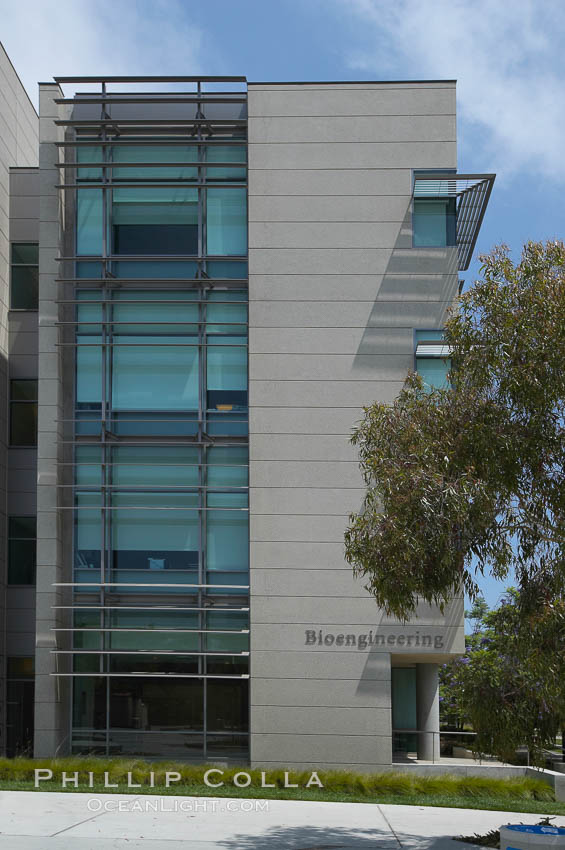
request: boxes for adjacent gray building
[0,56,494,766]
[0,42,39,758]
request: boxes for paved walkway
[0,791,560,848]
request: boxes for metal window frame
[9,378,38,448]
[10,241,40,309]
[412,172,495,270]
[52,76,250,760]
[7,515,37,586]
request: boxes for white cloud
[340,0,565,181]
[1,0,206,108]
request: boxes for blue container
[501,824,565,850]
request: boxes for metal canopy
[413,172,495,271]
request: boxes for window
[8,517,36,584]
[206,295,248,411]
[75,289,247,437]
[415,330,451,391]
[73,444,249,591]
[11,243,38,309]
[206,188,247,255]
[10,379,38,446]
[75,144,247,258]
[76,189,103,255]
[112,187,199,255]
[6,657,34,757]
[413,198,456,247]
[391,667,417,756]
[71,132,249,761]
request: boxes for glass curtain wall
[64,87,249,760]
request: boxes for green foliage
[440,589,565,765]
[345,241,565,620]
[0,757,554,802]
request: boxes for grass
[0,757,564,814]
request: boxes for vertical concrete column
[0,48,39,755]
[34,83,69,757]
[416,663,440,762]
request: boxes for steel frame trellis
[53,77,250,761]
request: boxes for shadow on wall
[218,823,462,848]
[353,202,459,367]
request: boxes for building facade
[0,42,39,758]
[0,62,494,766]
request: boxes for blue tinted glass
[206,188,247,256]
[112,187,198,255]
[112,290,198,334]
[413,199,456,247]
[112,446,199,487]
[206,261,248,279]
[112,145,198,182]
[77,145,103,181]
[207,295,247,333]
[74,492,101,582]
[112,336,199,411]
[206,145,246,181]
[77,189,103,255]
[113,187,198,224]
[76,340,102,404]
[113,260,198,279]
[415,329,444,342]
[207,492,248,572]
[112,493,199,579]
[207,338,247,396]
[416,357,450,391]
[76,262,103,279]
[207,446,248,487]
[76,294,103,405]
[75,445,102,487]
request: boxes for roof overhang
[413,172,495,271]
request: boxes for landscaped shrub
[0,758,555,802]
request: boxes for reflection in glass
[207,188,247,255]
[113,187,198,255]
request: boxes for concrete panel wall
[0,43,38,756]
[248,81,461,770]
[33,83,70,757]
[6,175,38,690]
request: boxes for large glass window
[413,198,456,247]
[73,444,249,588]
[75,289,247,436]
[112,492,200,585]
[113,144,198,182]
[75,143,247,258]
[11,243,39,309]
[71,127,249,762]
[9,379,38,446]
[112,187,198,255]
[8,517,36,585]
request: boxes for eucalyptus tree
[345,241,565,620]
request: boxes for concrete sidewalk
[0,791,561,848]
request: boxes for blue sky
[4,0,564,610]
